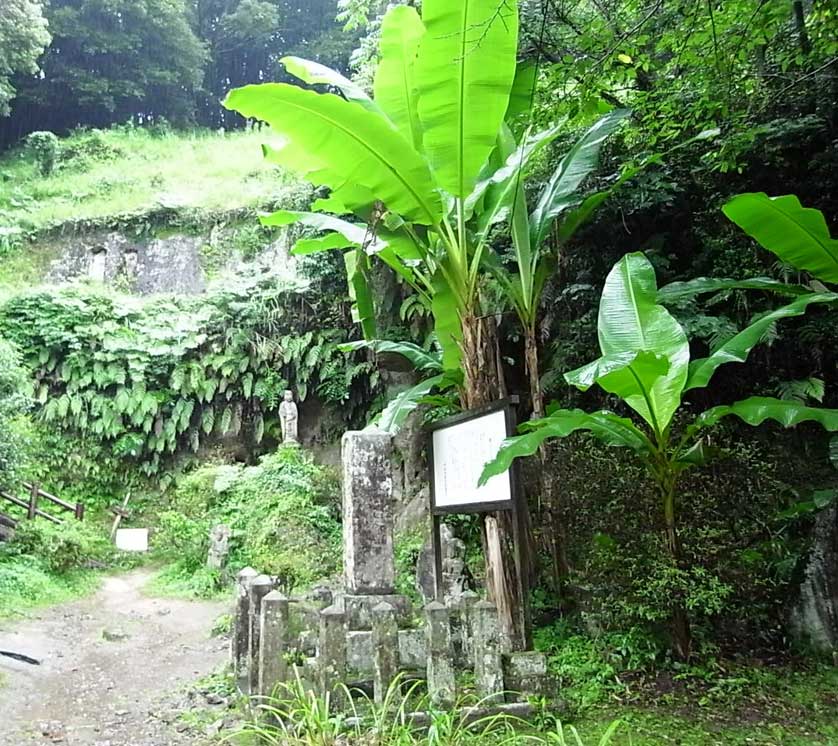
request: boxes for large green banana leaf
[657,276,812,304]
[416,0,519,198]
[480,408,654,485]
[224,84,442,225]
[339,339,442,372]
[431,264,463,370]
[685,292,837,391]
[471,123,562,233]
[281,56,380,114]
[344,249,377,339]
[378,373,455,433]
[260,210,380,254]
[698,396,838,430]
[593,253,690,433]
[529,109,630,248]
[723,193,838,283]
[566,350,672,429]
[373,5,425,151]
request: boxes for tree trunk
[792,1,811,56]
[461,313,526,650]
[525,323,570,588]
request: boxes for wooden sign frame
[426,398,531,645]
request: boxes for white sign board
[431,408,513,512]
[115,528,149,552]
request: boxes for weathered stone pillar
[258,591,290,699]
[425,601,455,708]
[342,429,395,594]
[248,575,274,694]
[372,601,399,705]
[318,604,347,706]
[232,567,258,688]
[473,600,504,701]
[459,590,479,666]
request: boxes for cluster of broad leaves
[0,274,378,477]
[482,193,838,483]
[224,0,639,376]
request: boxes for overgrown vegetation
[150,446,341,598]
[0,126,302,236]
[0,271,379,489]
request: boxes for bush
[154,446,341,597]
[4,520,112,573]
[25,131,60,177]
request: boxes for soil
[0,569,230,745]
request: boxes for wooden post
[27,483,39,520]
[75,503,85,521]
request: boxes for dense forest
[1,1,838,745]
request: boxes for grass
[568,664,838,746]
[0,555,100,622]
[0,125,300,235]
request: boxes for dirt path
[0,569,230,746]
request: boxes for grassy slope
[0,126,296,234]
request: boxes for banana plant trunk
[461,313,527,650]
[663,477,692,660]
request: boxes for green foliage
[3,519,112,573]
[25,131,59,176]
[153,447,341,597]
[0,0,51,116]
[14,0,207,131]
[484,246,838,657]
[0,274,379,481]
[0,338,31,486]
[0,127,303,238]
[241,673,626,746]
[0,554,98,619]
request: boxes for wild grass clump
[229,674,625,746]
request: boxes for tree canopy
[0,0,50,116]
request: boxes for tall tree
[0,0,50,116]
[2,0,208,142]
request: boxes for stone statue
[207,524,231,570]
[279,389,299,444]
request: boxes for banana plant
[481,252,838,659]
[223,0,628,408]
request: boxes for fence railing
[0,482,85,526]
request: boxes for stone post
[232,567,258,687]
[425,601,455,708]
[472,600,504,702]
[248,575,274,694]
[342,430,395,594]
[318,604,347,707]
[258,591,290,699]
[460,590,479,666]
[372,601,399,706]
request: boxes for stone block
[344,593,411,630]
[398,629,427,670]
[503,652,549,696]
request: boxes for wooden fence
[0,482,85,530]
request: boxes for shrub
[4,520,112,574]
[25,131,60,177]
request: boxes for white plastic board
[115,528,149,552]
[431,408,513,512]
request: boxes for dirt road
[0,569,230,745]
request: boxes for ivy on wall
[0,272,380,481]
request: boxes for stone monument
[207,524,231,570]
[341,428,409,628]
[279,389,299,444]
